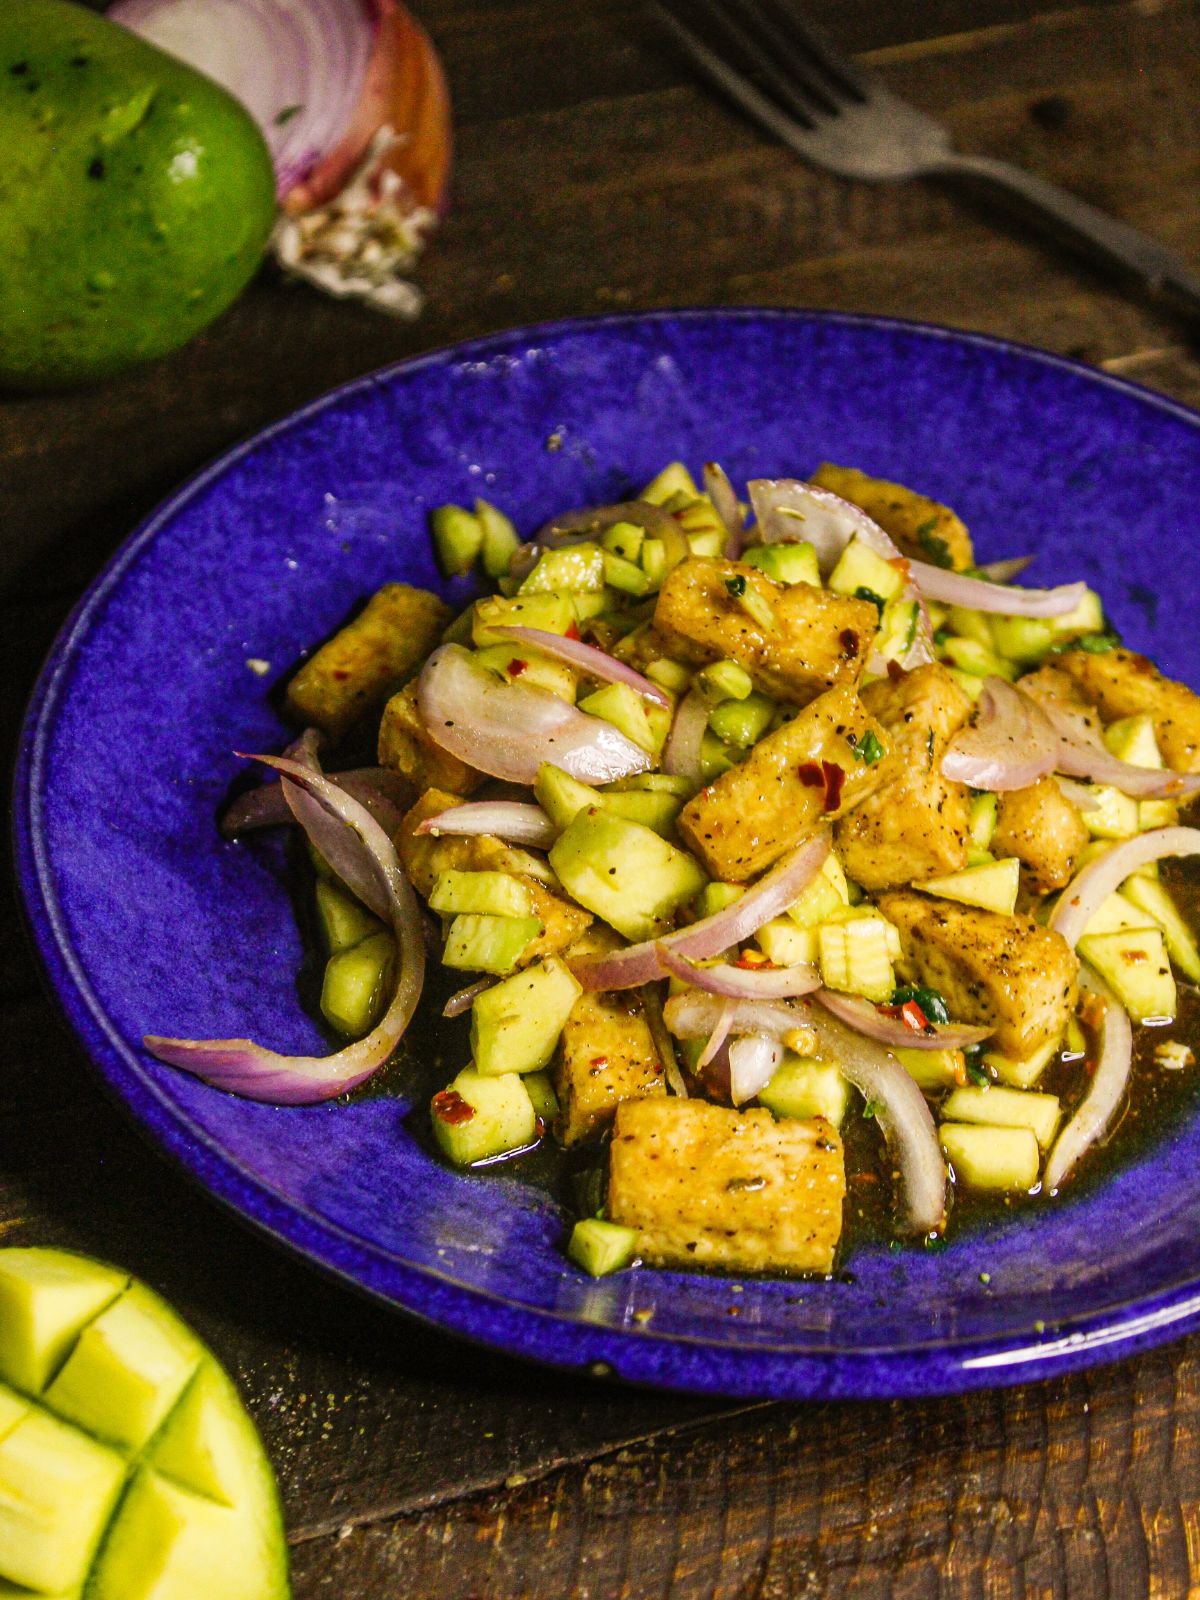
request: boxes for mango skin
[0,0,277,388]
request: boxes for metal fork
[654,0,1200,321]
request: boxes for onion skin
[285,0,452,215]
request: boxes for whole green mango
[0,0,277,388]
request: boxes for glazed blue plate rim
[14,306,1200,1400]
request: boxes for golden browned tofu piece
[877,891,1078,1058]
[1017,663,1106,743]
[994,777,1088,894]
[653,557,876,705]
[555,930,665,1146]
[607,1099,845,1274]
[835,663,973,890]
[678,685,887,881]
[287,583,450,739]
[810,463,975,571]
[378,681,484,795]
[397,790,591,964]
[1056,648,1200,773]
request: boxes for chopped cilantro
[725,575,747,598]
[966,1060,991,1087]
[862,1098,881,1121]
[854,585,886,618]
[933,627,951,647]
[904,605,920,651]
[852,730,884,766]
[916,519,954,569]
[1049,631,1120,655]
[891,984,950,1025]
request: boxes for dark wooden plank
[292,1347,1200,1597]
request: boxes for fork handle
[937,152,1200,322]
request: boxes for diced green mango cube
[639,462,698,505]
[519,542,606,594]
[1123,875,1200,982]
[443,914,543,976]
[986,1037,1060,1088]
[740,541,820,587]
[759,1056,848,1125]
[875,598,921,663]
[320,931,395,1037]
[432,1070,536,1166]
[895,1046,965,1091]
[549,812,706,942]
[941,1085,1061,1149]
[920,857,1019,915]
[473,643,577,702]
[946,605,993,648]
[0,1248,126,1395]
[968,792,998,852]
[314,878,383,956]
[708,691,775,749]
[601,521,645,562]
[1047,587,1104,638]
[785,853,850,927]
[827,536,904,602]
[940,636,1016,680]
[429,871,534,919]
[568,1219,639,1277]
[1078,784,1140,840]
[1080,891,1157,937]
[472,593,575,646]
[470,959,582,1076]
[430,504,483,577]
[941,1123,1040,1190]
[524,1072,560,1122]
[692,882,745,920]
[1078,927,1177,1022]
[44,1283,203,1454]
[988,614,1054,664]
[579,682,657,753]
[755,919,818,966]
[1104,712,1162,768]
[602,550,651,596]
[474,499,522,580]
[644,657,693,694]
[695,658,754,702]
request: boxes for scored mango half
[0,1246,289,1599]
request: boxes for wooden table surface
[5,1,1200,1594]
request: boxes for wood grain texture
[4,0,1200,1594]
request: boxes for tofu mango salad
[146,460,1200,1279]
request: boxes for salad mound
[146,459,1200,1278]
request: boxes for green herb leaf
[855,585,886,619]
[853,730,884,766]
[862,1098,881,1121]
[1049,631,1120,656]
[725,575,747,598]
[891,984,950,1024]
[916,520,954,569]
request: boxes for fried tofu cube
[835,663,973,890]
[993,776,1089,894]
[607,1099,845,1274]
[876,890,1078,1058]
[378,681,484,795]
[287,583,451,739]
[809,463,975,571]
[653,557,877,705]
[1056,648,1200,773]
[398,790,592,964]
[554,932,665,1145]
[678,685,888,881]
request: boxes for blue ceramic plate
[16,310,1200,1399]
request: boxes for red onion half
[1043,972,1133,1192]
[417,645,651,787]
[222,765,411,838]
[415,800,558,850]
[941,677,1059,791]
[661,688,709,785]
[144,756,426,1103]
[571,829,832,991]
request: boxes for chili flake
[432,1090,475,1125]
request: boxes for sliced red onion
[641,984,689,1098]
[1043,971,1133,1192]
[664,991,817,1047]
[417,645,651,787]
[415,799,558,850]
[728,1034,785,1106]
[941,677,1059,791]
[571,829,832,991]
[977,555,1035,583]
[1055,778,1101,813]
[696,998,737,1071]
[1049,826,1200,948]
[282,778,391,920]
[815,991,992,1050]
[111,0,371,200]
[661,687,709,785]
[910,561,1087,618]
[144,756,425,1104]
[803,1004,946,1233]
[443,978,494,1018]
[746,479,932,668]
[655,943,820,1000]
[1038,697,1200,800]
[704,462,745,560]
[222,765,411,838]
[490,626,670,706]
